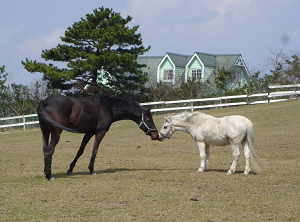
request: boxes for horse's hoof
[48,176,55,181]
[227,171,232,175]
[66,170,72,175]
[244,169,251,175]
[90,172,96,175]
[197,168,204,173]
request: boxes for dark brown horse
[38,95,158,180]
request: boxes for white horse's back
[187,113,249,146]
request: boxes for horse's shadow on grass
[53,168,162,179]
[208,168,258,175]
[52,168,257,179]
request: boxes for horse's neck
[112,107,140,124]
[172,118,191,133]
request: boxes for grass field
[0,100,299,221]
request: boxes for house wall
[229,66,249,90]
[175,67,185,83]
[204,66,215,81]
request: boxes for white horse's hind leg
[243,139,251,175]
[204,145,210,171]
[196,142,206,172]
[227,144,240,175]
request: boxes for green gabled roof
[194,52,216,67]
[138,52,243,69]
[216,54,241,69]
[166,52,192,67]
[194,52,241,68]
[137,56,164,68]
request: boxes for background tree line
[1,7,300,117]
[0,65,61,117]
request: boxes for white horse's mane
[167,111,205,122]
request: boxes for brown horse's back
[38,95,112,134]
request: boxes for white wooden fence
[0,114,39,130]
[1,84,299,130]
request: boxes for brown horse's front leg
[67,133,93,175]
[88,130,106,175]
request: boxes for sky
[1,0,300,86]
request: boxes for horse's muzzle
[158,133,166,142]
[149,130,159,140]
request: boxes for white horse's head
[158,117,175,141]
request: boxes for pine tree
[214,67,233,94]
[0,65,7,91]
[22,7,150,97]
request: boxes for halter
[160,118,175,138]
[139,112,158,135]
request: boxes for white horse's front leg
[196,142,206,172]
[227,144,240,175]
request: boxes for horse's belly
[205,137,230,146]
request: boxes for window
[231,71,241,84]
[163,69,174,81]
[191,69,202,80]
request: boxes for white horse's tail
[245,119,262,173]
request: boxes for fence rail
[0,114,39,130]
[1,84,299,130]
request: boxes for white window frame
[163,69,174,81]
[191,69,202,80]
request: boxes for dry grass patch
[0,100,300,221]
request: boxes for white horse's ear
[164,117,169,123]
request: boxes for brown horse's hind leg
[67,133,94,175]
[41,128,50,152]
[44,130,61,180]
[88,130,107,175]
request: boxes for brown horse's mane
[97,95,145,111]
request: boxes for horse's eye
[164,126,168,129]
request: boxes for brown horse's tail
[38,100,79,133]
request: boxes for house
[137,52,250,90]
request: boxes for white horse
[158,112,261,175]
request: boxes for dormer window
[163,69,174,81]
[191,69,202,80]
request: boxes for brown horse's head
[139,109,158,140]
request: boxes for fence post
[23,116,26,130]
[219,98,222,109]
[268,86,270,103]
[191,102,194,112]
[246,94,249,105]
